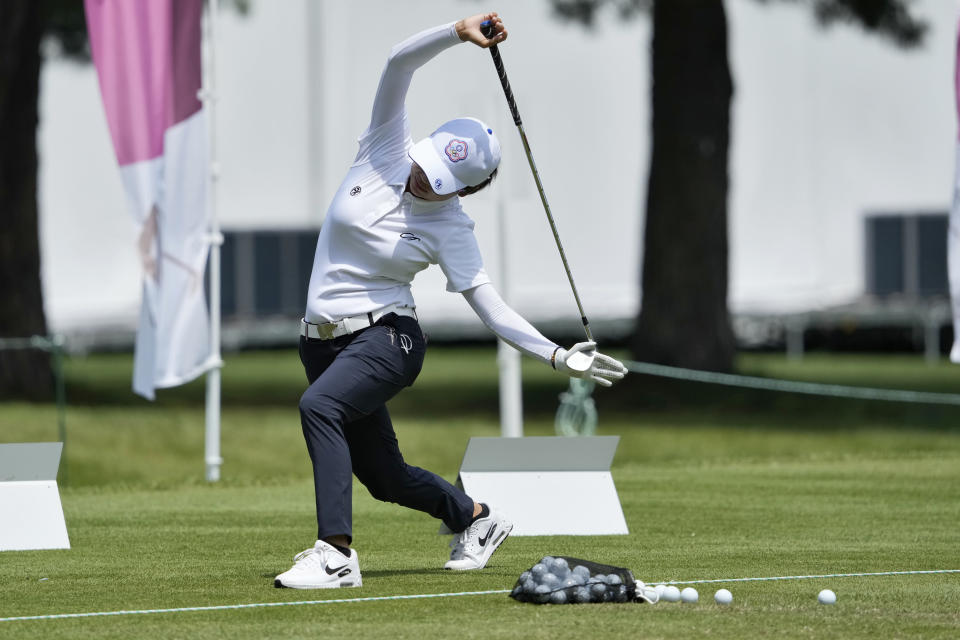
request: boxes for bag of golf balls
[510,556,645,605]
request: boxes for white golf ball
[541,572,559,588]
[680,587,699,603]
[654,584,667,597]
[534,584,551,603]
[714,588,733,605]
[549,589,568,605]
[590,582,607,599]
[572,565,591,580]
[818,589,836,605]
[661,586,681,602]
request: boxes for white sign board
[0,443,71,551]
[442,436,628,536]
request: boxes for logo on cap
[444,139,468,163]
[434,178,443,190]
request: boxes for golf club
[479,20,594,342]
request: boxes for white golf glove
[553,341,627,387]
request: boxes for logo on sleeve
[350,185,361,196]
[444,139,468,163]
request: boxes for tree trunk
[632,0,735,372]
[0,1,54,400]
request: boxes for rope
[655,568,960,586]
[625,360,960,406]
[0,335,64,352]
[0,589,512,623]
[4,569,957,622]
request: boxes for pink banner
[85,0,212,398]
[85,0,203,165]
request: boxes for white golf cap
[409,117,501,195]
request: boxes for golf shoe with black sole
[274,539,362,589]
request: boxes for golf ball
[606,574,623,586]
[573,586,591,603]
[549,589,568,605]
[542,572,559,588]
[531,563,547,579]
[714,588,733,605]
[534,584,551,603]
[552,558,569,574]
[654,584,667,597]
[680,587,699,603]
[590,582,607,599]
[818,589,837,605]
[562,576,578,589]
[572,565,590,580]
[661,586,681,602]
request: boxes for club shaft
[513,123,593,343]
[482,31,593,342]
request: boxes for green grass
[1,348,959,638]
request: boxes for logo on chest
[350,185,361,196]
[399,232,421,242]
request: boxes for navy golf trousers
[298,312,475,542]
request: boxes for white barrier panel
[0,443,70,551]
[441,436,628,536]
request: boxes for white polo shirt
[304,109,491,323]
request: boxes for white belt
[301,305,417,341]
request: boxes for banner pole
[204,0,224,482]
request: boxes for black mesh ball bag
[510,556,657,605]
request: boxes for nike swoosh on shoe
[478,523,497,546]
[324,564,349,576]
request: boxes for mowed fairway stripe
[654,569,960,585]
[0,589,512,623]
[3,570,958,623]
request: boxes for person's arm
[367,13,508,131]
[461,283,627,387]
[462,283,557,363]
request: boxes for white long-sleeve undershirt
[368,22,460,132]
[462,283,558,365]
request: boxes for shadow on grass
[260,568,446,581]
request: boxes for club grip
[480,20,496,39]
[479,20,522,126]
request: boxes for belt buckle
[316,322,339,340]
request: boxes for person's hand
[455,12,507,48]
[553,341,628,387]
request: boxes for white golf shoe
[274,540,362,589]
[444,507,513,570]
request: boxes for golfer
[276,12,627,589]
